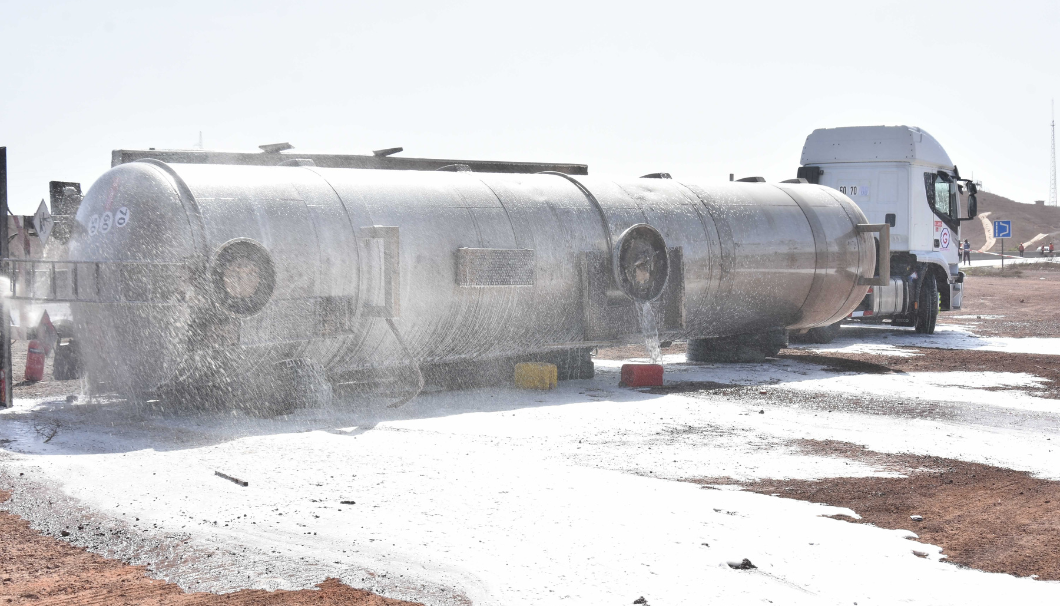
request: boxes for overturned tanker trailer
[38,157,887,408]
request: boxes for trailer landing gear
[687,328,787,363]
[790,321,842,344]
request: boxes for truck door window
[924,173,958,228]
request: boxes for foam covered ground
[2,323,1059,605]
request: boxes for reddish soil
[672,269,1060,581]
[0,491,422,605]
[939,265,1060,337]
[698,441,1060,580]
[779,347,1060,399]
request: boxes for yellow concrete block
[514,362,558,390]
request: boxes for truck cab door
[924,172,959,265]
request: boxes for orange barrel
[24,340,46,382]
[620,363,663,388]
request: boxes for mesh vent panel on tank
[456,248,534,287]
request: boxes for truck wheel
[914,274,939,334]
[552,348,595,380]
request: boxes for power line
[1051,99,1057,207]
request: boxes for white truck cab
[796,126,978,337]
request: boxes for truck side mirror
[968,182,978,195]
[968,194,978,218]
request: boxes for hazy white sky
[2,0,1058,213]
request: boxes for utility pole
[1051,100,1057,207]
[0,147,11,407]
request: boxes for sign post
[994,220,1012,270]
[0,148,10,408]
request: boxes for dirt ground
[939,264,1060,337]
[594,342,687,360]
[780,347,1060,399]
[0,491,421,606]
[650,269,1060,582]
[699,441,1060,581]
[772,269,1060,580]
[7,341,81,401]
[4,268,1060,598]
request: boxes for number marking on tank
[115,207,130,228]
[88,215,100,236]
[100,211,114,234]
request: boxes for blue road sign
[993,220,1012,239]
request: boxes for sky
[1,0,1058,214]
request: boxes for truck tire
[914,274,939,334]
[550,348,595,380]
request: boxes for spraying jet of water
[637,302,662,365]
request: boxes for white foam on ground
[798,323,1060,356]
[781,371,1057,413]
[798,342,922,357]
[3,319,1060,604]
[598,354,1059,414]
[965,256,1060,268]
[3,359,1060,605]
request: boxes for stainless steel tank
[67,161,875,400]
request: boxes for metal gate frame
[1,259,189,304]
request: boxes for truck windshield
[924,173,958,226]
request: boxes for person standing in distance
[962,239,971,265]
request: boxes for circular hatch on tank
[212,239,276,316]
[613,224,669,302]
